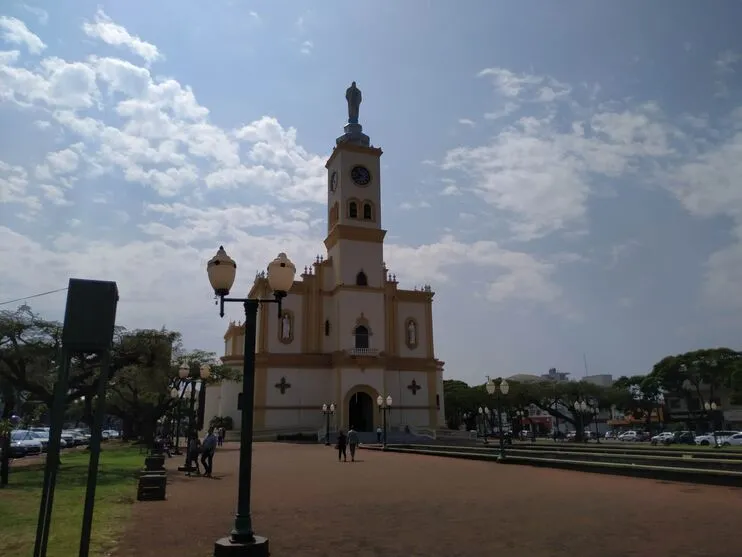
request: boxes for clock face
[329,171,338,192]
[350,165,371,186]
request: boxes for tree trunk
[0,434,10,487]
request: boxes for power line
[0,287,69,307]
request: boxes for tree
[0,306,210,443]
[510,379,625,442]
[613,375,664,430]
[443,379,489,430]
[106,329,182,443]
[649,348,742,427]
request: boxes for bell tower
[324,82,386,289]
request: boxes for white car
[10,430,43,456]
[618,431,639,441]
[720,433,742,447]
[30,428,68,449]
[695,430,740,446]
[650,432,674,445]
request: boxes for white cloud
[46,147,81,174]
[385,235,570,312]
[82,9,161,64]
[0,16,46,54]
[444,70,679,240]
[0,11,587,349]
[458,118,475,127]
[0,160,39,210]
[20,5,49,26]
[478,67,570,102]
[300,41,313,55]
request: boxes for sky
[1,1,742,387]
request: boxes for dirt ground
[114,442,741,557]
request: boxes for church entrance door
[348,392,374,432]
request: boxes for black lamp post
[208,247,296,557]
[376,395,392,447]
[169,385,185,455]
[704,401,721,446]
[574,400,587,442]
[681,375,696,433]
[321,403,335,446]
[178,362,211,471]
[485,378,509,460]
[477,406,489,443]
[591,405,600,443]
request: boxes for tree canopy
[0,305,224,442]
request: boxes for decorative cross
[407,379,421,396]
[275,377,292,395]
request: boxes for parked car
[10,430,43,457]
[618,431,640,442]
[650,432,675,445]
[604,431,616,440]
[720,432,742,447]
[665,431,696,445]
[695,430,740,446]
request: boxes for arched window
[349,201,358,218]
[356,271,368,286]
[324,319,330,336]
[363,203,373,220]
[354,325,369,349]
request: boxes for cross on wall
[407,379,421,395]
[275,377,292,395]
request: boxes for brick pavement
[114,442,741,557]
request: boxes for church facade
[203,84,445,435]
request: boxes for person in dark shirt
[336,430,347,462]
[186,435,201,476]
[201,427,218,477]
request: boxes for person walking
[376,426,382,444]
[216,427,224,447]
[186,434,201,476]
[201,427,218,477]
[347,426,359,462]
[336,430,348,462]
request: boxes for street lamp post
[485,378,509,460]
[574,400,588,442]
[169,386,184,455]
[207,247,296,557]
[321,403,335,446]
[704,401,721,446]
[478,407,489,443]
[591,405,600,443]
[682,376,695,432]
[178,362,211,471]
[376,395,392,447]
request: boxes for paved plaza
[116,443,739,557]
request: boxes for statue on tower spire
[346,81,362,124]
[337,81,370,147]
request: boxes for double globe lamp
[207,246,296,557]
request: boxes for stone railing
[348,348,379,357]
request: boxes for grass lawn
[0,443,143,557]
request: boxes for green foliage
[0,306,220,442]
[444,376,625,442]
[649,347,742,403]
[209,415,234,430]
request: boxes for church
[202,82,446,437]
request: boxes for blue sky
[2,1,742,386]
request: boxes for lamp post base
[214,535,269,557]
